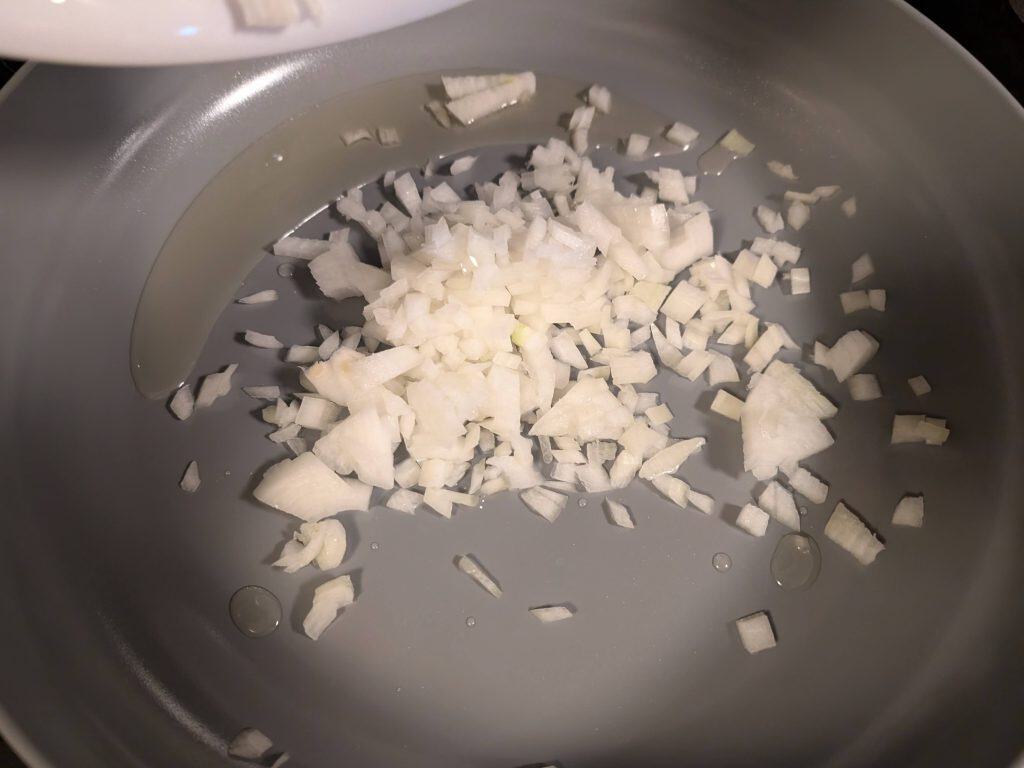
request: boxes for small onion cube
[195,363,238,407]
[645,403,673,426]
[789,267,811,295]
[908,375,931,396]
[169,385,194,420]
[720,129,755,157]
[243,385,281,400]
[782,465,829,504]
[587,84,612,113]
[850,253,875,284]
[228,729,273,760]
[624,133,651,160]
[520,486,568,522]
[755,204,784,234]
[530,605,575,623]
[303,574,354,640]
[273,236,330,260]
[786,201,810,231]
[376,126,400,146]
[892,495,924,528]
[688,490,714,515]
[665,121,699,148]
[735,503,769,536]
[237,289,279,304]
[840,290,870,315]
[848,373,882,401]
[456,554,502,598]
[244,330,284,349]
[735,612,776,654]
[180,460,200,493]
[386,488,423,515]
[868,288,887,312]
[448,155,478,175]
[341,128,372,146]
[825,502,884,565]
[710,390,744,421]
[841,196,857,217]
[651,474,689,508]
[285,345,319,363]
[758,481,800,530]
[766,160,797,180]
[605,499,635,529]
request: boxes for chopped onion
[376,126,400,147]
[907,375,931,396]
[530,605,575,622]
[840,290,870,315]
[286,345,319,363]
[587,84,612,114]
[273,236,330,260]
[827,330,878,382]
[446,73,536,125]
[448,155,478,175]
[892,495,924,527]
[848,373,882,401]
[824,502,884,565]
[755,204,784,234]
[425,100,452,128]
[720,129,755,157]
[710,390,744,421]
[789,267,811,295]
[228,729,273,760]
[520,486,568,522]
[639,437,705,479]
[456,554,502,597]
[766,160,797,180]
[386,488,423,514]
[237,289,279,305]
[180,460,200,493]
[651,474,689,508]
[781,464,829,504]
[341,128,372,146]
[273,519,346,573]
[735,503,769,536]
[735,612,775,654]
[624,133,650,160]
[244,330,284,349]
[688,490,714,515]
[850,253,874,284]
[645,403,673,426]
[891,415,950,445]
[604,498,635,528]
[786,201,810,231]
[758,480,800,530]
[254,453,371,521]
[195,363,238,408]
[868,288,887,312]
[243,385,281,400]
[841,196,857,217]
[235,0,301,28]
[169,385,194,420]
[665,122,699,148]
[303,574,355,640]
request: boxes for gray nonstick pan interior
[1,1,1023,767]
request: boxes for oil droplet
[466,617,476,627]
[697,142,741,176]
[276,263,295,278]
[229,585,282,638]
[770,533,821,591]
[712,552,732,572]
[577,498,588,508]
[370,541,380,551]
[271,152,284,163]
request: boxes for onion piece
[228,729,273,760]
[456,554,502,598]
[303,574,355,640]
[781,465,829,504]
[907,375,931,396]
[180,460,200,493]
[273,236,330,260]
[604,499,635,529]
[624,133,650,160]
[386,488,423,514]
[868,288,887,312]
[376,126,400,147]
[786,201,810,231]
[195,363,238,408]
[710,390,744,421]
[341,128,372,146]
[530,605,575,623]
[755,204,784,234]
[824,502,884,565]
[735,503,769,536]
[720,129,755,157]
[840,290,870,314]
[169,385,195,420]
[828,331,878,382]
[446,73,536,125]
[665,122,699,148]
[892,495,924,528]
[841,196,857,217]
[645,403,673,426]
[758,481,800,530]
[520,486,568,522]
[273,519,346,573]
[587,84,612,114]
[848,373,882,401]
[448,155,478,175]
[850,254,874,284]
[254,453,371,521]
[237,289,279,305]
[766,160,797,180]
[789,267,811,295]
[639,437,705,479]
[244,330,284,349]
[243,385,281,400]
[735,612,776,654]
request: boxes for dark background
[0,1,1020,766]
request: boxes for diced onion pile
[170,72,947,652]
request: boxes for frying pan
[1,1,1023,766]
